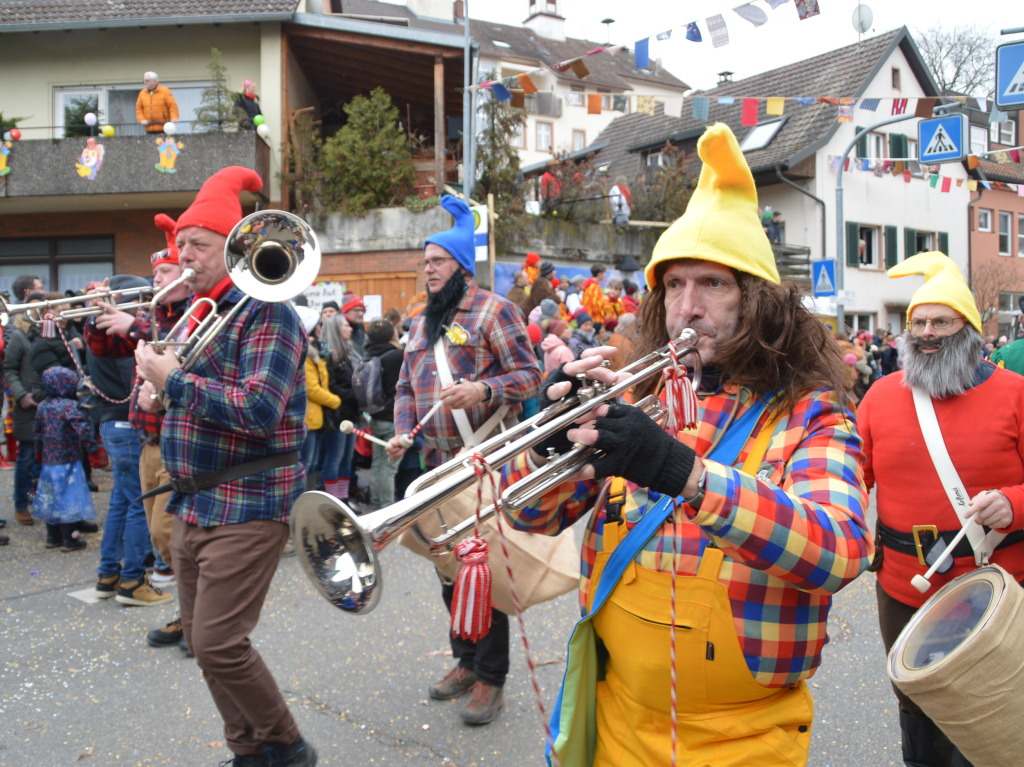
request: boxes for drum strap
[912,387,1006,565]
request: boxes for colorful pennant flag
[929,175,939,188]
[795,0,820,20]
[741,98,759,126]
[915,98,936,118]
[766,98,785,116]
[734,3,768,26]
[692,96,710,120]
[860,158,870,171]
[903,170,912,183]
[941,177,952,193]
[718,97,736,105]
[968,180,978,191]
[516,73,538,94]
[891,98,908,115]
[686,22,702,42]
[656,30,673,41]
[794,97,815,106]
[1018,184,1024,197]
[634,39,650,70]
[859,98,881,111]
[587,94,602,115]
[569,59,590,79]
[991,103,1008,123]
[491,82,512,102]
[838,98,855,122]
[967,155,980,170]
[510,90,525,109]
[1013,150,1022,164]
[637,95,657,116]
[707,14,729,48]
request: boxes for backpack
[350,354,387,414]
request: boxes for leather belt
[137,450,299,501]
[878,521,1024,565]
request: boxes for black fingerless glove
[590,402,696,498]
[534,364,584,458]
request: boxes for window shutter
[938,231,949,254]
[890,133,908,159]
[885,225,899,268]
[905,228,918,259]
[855,126,868,158]
[846,221,861,267]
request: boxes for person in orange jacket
[136,71,179,134]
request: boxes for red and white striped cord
[663,341,699,432]
[55,323,134,405]
[669,506,681,767]
[469,453,562,767]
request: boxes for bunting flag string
[469,0,822,94]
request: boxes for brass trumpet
[291,328,701,615]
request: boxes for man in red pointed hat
[135,166,317,767]
[84,213,192,625]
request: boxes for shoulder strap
[588,395,775,614]
[432,337,509,448]
[911,387,1003,564]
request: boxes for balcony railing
[0,132,270,201]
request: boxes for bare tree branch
[914,25,998,99]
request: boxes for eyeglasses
[907,316,963,333]
[418,256,455,270]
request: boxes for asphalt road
[0,471,900,766]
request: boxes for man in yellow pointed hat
[859,252,1024,766]
[502,123,873,766]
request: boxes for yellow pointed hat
[645,122,779,288]
[888,251,982,332]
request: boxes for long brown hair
[632,266,848,414]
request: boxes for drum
[888,564,1024,767]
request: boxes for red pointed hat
[175,166,263,236]
[151,213,179,268]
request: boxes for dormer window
[739,118,785,152]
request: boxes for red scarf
[187,276,234,336]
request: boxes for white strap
[432,338,509,449]
[912,387,1004,565]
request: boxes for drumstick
[338,420,391,449]
[399,399,444,448]
[911,524,973,593]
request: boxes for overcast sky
[404,0,1024,91]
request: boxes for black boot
[45,523,62,549]
[899,710,974,767]
[60,523,86,552]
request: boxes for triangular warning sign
[924,124,957,156]
[815,264,834,295]
[1007,58,1024,96]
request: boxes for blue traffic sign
[917,114,968,164]
[812,259,836,298]
[996,41,1024,110]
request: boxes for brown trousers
[140,443,173,568]
[171,516,297,756]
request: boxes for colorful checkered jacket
[395,284,541,468]
[160,287,306,526]
[502,383,873,687]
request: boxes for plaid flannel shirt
[83,300,186,436]
[395,284,541,468]
[502,384,872,687]
[160,287,306,526]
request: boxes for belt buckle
[911,524,940,567]
[173,476,199,494]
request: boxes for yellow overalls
[589,517,814,766]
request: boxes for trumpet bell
[226,211,320,302]
[292,491,381,614]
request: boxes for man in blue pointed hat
[387,195,541,726]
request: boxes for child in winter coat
[541,320,575,370]
[33,367,97,551]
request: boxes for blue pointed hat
[425,195,476,275]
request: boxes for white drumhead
[889,568,1003,682]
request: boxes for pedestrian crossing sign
[996,41,1024,110]
[917,114,967,164]
[812,259,836,298]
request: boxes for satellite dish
[852,4,873,34]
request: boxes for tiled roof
[337,0,687,92]
[978,159,1024,185]
[0,0,299,27]
[590,28,938,182]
